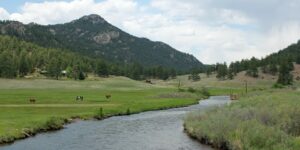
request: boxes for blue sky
[0,0,300,64]
[0,0,150,12]
[0,0,46,12]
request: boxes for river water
[2,96,230,150]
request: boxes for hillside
[0,14,203,71]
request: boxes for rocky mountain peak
[78,14,106,24]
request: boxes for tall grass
[185,90,300,150]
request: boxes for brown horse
[105,94,111,100]
[145,79,153,84]
[29,98,36,103]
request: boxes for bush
[200,87,210,97]
[178,88,185,92]
[126,108,131,115]
[187,87,196,93]
[96,107,104,119]
[272,83,284,89]
[78,71,86,80]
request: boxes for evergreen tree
[296,55,300,64]
[19,51,30,77]
[287,59,294,71]
[206,66,213,77]
[78,71,86,80]
[0,51,17,78]
[189,69,201,81]
[227,68,234,80]
[216,63,227,80]
[262,65,268,74]
[96,61,109,77]
[277,62,293,85]
[170,69,177,79]
[47,57,62,80]
[269,64,278,75]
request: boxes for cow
[76,96,84,101]
[29,98,36,103]
[105,94,111,100]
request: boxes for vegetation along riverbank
[184,88,300,150]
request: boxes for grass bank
[184,89,300,150]
[0,77,204,145]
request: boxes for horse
[105,94,111,100]
[29,98,36,103]
[145,79,153,84]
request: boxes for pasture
[0,77,201,144]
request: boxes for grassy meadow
[1,71,299,148]
[185,87,300,150]
[0,77,204,144]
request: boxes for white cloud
[261,22,300,54]
[1,0,300,64]
[0,7,9,19]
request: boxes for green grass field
[0,77,203,144]
[185,89,300,150]
[1,73,299,147]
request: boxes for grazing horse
[29,98,36,103]
[76,96,84,101]
[145,79,153,84]
[105,94,111,100]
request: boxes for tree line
[0,35,177,80]
[190,40,300,86]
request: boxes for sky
[0,0,300,64]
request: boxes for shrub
[200,87,210,97]
[272,83,284,89]
[126,108,131,115]
[187,87,196,93]
[178,88,185,92]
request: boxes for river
[1,96,230,150]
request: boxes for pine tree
[96,61,109,77]
[269,64,278,75]
[262,65,268,74]
[19,51,30,77]
[78,71,86,80]
[277,62,293,85]
[47,57,62,80]
[296,55,300,64]
[189,69,201,81]
[216,63,228,80]
[0,52,17,78]
[227,68,234,80]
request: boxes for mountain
[0,14,203,71]
[262,40,300,63]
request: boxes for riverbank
[0,100,202,145]
[0,78,204,145]
[184,89,300,150]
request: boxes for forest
[197,40,300,86]
[0,35,177,80]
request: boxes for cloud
[0,0,300,64]
[0,7,9,19]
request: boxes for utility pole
[178,80,181,91]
